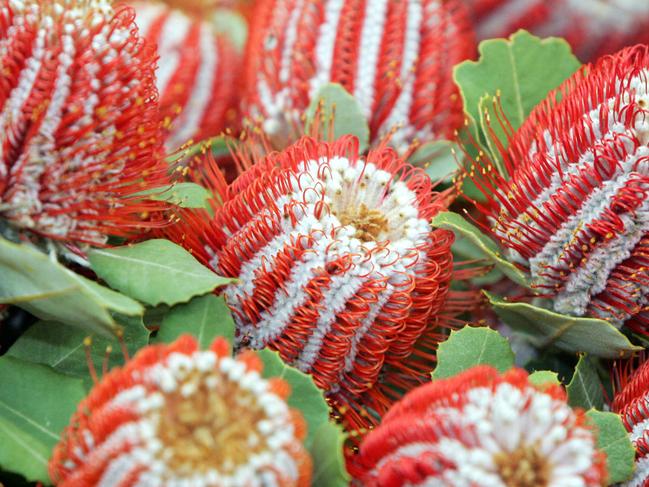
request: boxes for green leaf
[431,211,530,287]
[0,357,86,483]
[305,83,370,152]
[209,8,248,52]
[7,315,149,389]
[454,30,580,134]
[586,410,635,483]
[0,236,142,336]
[485,292,642,358]
[155,294,235,350]
[567,355,604,410]
[165,135,231,164]
[409,140,459,182]
[138,182,212,209]
[258,349,330,449]
[528,370,560,387]
[432,326,514,380]
[310,421,350,487]
[88,239,235,307]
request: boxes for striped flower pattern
[465,0,649,61]
[163,134,473,437]
[354,366,607,486]
[241,0,473,151]
[473,45,649,332]
[132,1,241,150]
[0,0,168,248]
[49,336,312,487]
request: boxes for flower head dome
[465,0,649,62]
[613,357,649,487]
[354,365,607,486]
[131,1,241,150]
[0,0,169,248]
[241,0,474,151]
[164,134,476,444]
[471,45,649,332]
[49,335,312,486]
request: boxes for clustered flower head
[613,357,649,486]
[0,0,170,248]
[165,134,475,437]
[131,1,241,151]
[472,45,649,332]
[49,335,312,486]
[241,0,474,151]
[354,365,607,486]
[464,0,649,61]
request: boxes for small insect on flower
[241,0,474,151]
[613,356,649,487]
[131,1,241,151]
[49,335,312,487]
[470,45,649,333]
[0,0,170,249]
[354,365,608,486]
[464,0,649,62]
[164,134,477,446]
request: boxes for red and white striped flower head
[465,0,649,62]
[472,45,649,332]
[132,1,241,150]
[613,357,649,487]
[164,134,476,441]
[355,365,607,486]
[0,0,169,248]
[241,0,474,151]
[49,335,312,487]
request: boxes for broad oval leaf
[0,357,85,483]
[0,236,142,336]
[409,140,460,182]
[431,211,529,287]
[305,83,370,152]
[528,370,560,387]
[258,349,330,450]
[432,325,514,380]
[155,294,235,350]
[139,182,212,209]
[586,410,635,484]
[567,355,604,410]
[88,239,235,307]
[485,292,641,358]
[310,421,350,487]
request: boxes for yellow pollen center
[338,203,389,242]
[154,370,268,474]
[494,444,550,487]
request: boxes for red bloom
[465,0,649,62]
[241,0,474,150]
[164,135,476,446]
[50,336,312,486]
[471,45,649,332]
[132,1,241,150]
[0,0,169,248]
[355,366,607,486]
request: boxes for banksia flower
[49,335,312,486]
[132,1,241,150]
[241,0,474,151]
[354,365,607,486]
[0,0,169,248]
[471,45,649,332]
[465,0,649,61]
[165,134,476,443]
[613,357,649,487]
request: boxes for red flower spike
[465,0,649,62]
[241,0,474,151]
[469,45,649,332]
[0,0,169,248]
[49,335,312,487]
[613,356,649,487]
[162,134,479,452]
[354,365,608,486]
[131,1,241,151]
